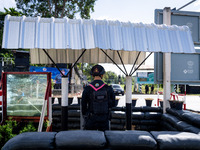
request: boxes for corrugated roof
[2,15,195,53]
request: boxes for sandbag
[132,107,142,112]
[105,130,157,150]
[137,125,160,131]
[166,108,186,119]
[176,121,192,131]
[142,106,162,112]
[111,111,126,119]
[111,107,125,111]
[144,112,162,120]
[111,124,125,130]
[181,111,200,127]
[68,110,80,117]
[161,121,177,131]
[111,118,125,124]
[55,130,106,149]
[162,114,179,128]
[140,120,160,125]
[132,112,144,119]
[53,110,61,117]
[184,126,200,134]
[132,119,141,125]
[151,131,200,150]
[2,132,57,150]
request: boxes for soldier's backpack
[89,83,109,115]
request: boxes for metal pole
[163,7,171,113]
[177,0,196,11]
[61,76,68,130]
[129,52,141,76]
[100,49,127,76]
[117,51,128,75]
[125,76,132,130]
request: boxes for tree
[103,71,118,84]
[15,0,96,19]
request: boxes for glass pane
[6,74,47,117]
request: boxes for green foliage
[81,63,96,82]
[0,118,38,148]
[0,118,17,148]
[15,0,96,19]
[103,71,118,84]
[19,122,36,134]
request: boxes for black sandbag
[111,111,126,119]
[140,120,160,125]
[142,106,162,112]
[111,124,125,130]
[162,114,180,128]
[2,132,57,150]
[132,119,141,125]
[166,108,186,119]
[181,112,200,127]
[176,121,192,131]
[53,110,61,117]
[68,110,80,117]
[144,112,162,120]
[111,118,125,124]
[184,126,200,134]
[52,104,61,110]
[132,107,142,112]
[68,122,80,129]
[105,130,157,150]
[68,105,80,110]
[138,125,160,131]
[111,107,125,111]
[132,112,145,119]
[55,130,106,149]
[53,116,61,123]
[161,121,177,131]
[52,123,61,131]
[151,131,200,150]
[68,117,80,122]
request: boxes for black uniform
[81,80,115,131]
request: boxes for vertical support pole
[163,7,171,113]
[80,98,84,130]
[184,84,186,110]
[61,76,68,130]
[126,76,132,130]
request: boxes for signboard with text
[137,72,154,84]
[154,53,200,84]
[155,9,200,45]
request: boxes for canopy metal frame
[43,47,152,130]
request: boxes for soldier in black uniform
[81,65,115,131]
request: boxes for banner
[30,66,69,80]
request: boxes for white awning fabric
[2,15,196,64]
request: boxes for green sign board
[137,72,154,84]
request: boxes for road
[67,93,200,112]
[115,94,200,112]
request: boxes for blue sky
[1,0,200,23]
[1,0,200,75]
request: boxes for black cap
[90,65,105,76]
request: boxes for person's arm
[109,86,116,107]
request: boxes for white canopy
[2,15,195,64]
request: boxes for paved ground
[116,94,200,112]
[59,93,200,112]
